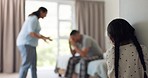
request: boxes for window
[25,0,76,67]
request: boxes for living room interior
[0,0,148,78]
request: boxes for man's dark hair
[70,30,79,36]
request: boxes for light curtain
[75,0,105,51]
[0,0,25,73]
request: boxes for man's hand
[69,37,76,46]
[74,47,89,57]
[69,38,76,56]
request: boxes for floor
[0,67,62,78]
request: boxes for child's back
[106,18,148,78]
[106,43,148,78]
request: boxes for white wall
[120,0,148,24]
[105,0,119,49]
[105,0,119,27]
[105,0,148,49]
[120,0,148,47]
[43,0,105,1]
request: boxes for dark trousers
[65,55,103,78]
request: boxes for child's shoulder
[106,46,114,54]
[140,44,148,51]
[140,44,147,48]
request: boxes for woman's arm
[30,32,52,42]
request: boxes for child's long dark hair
[29,7,47,18]
[107,18,147,78]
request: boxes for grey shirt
[76,35,103,57]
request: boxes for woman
[17,7,52,78]
[106,18,148,78]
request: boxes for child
[106,18,148,78]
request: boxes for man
[65,30,103,78]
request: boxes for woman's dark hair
[70,30,79,36]
[107,18,147,78]
[29,7,47,18]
